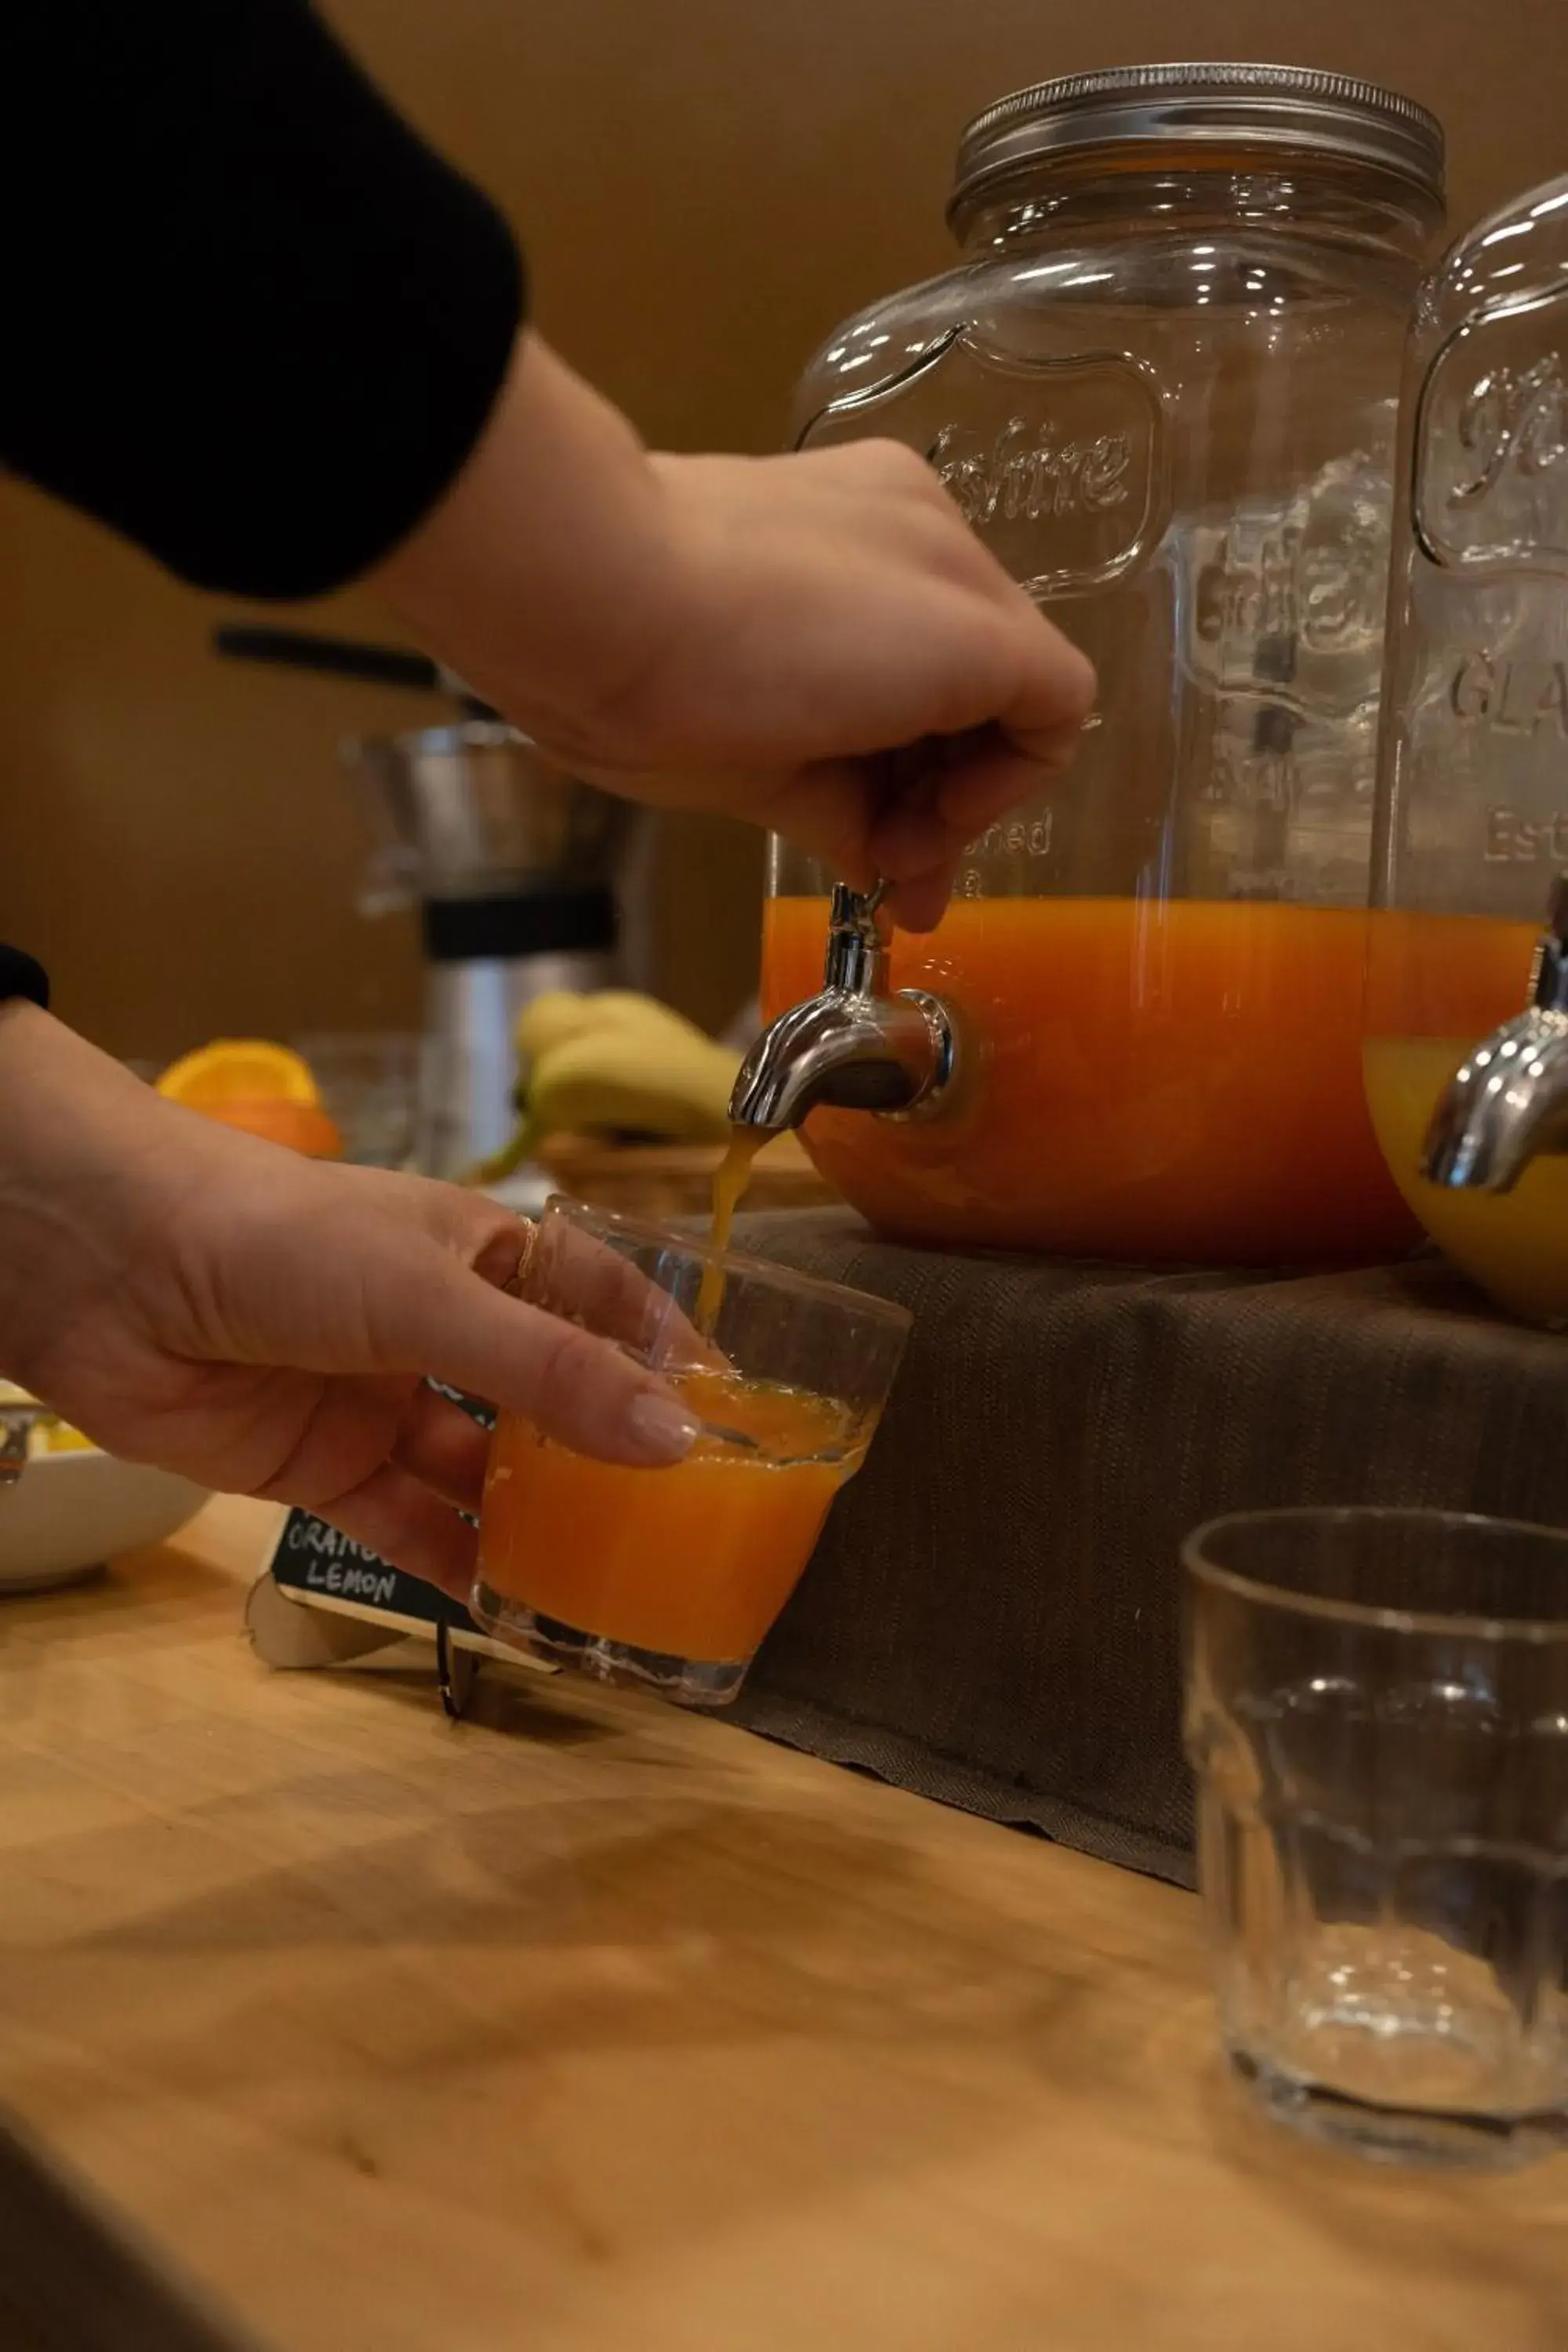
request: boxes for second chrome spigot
[0,1405,46,1493]
[1421,875,1568,1192]
[729,884,960,1132]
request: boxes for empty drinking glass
[1185,1507,1568,2167]
[293,1032,419,1169]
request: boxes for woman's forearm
[0,1005,184,1393]
[373,332,681,764]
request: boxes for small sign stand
[244,1387,550,1719]
[245,1512,551,1719]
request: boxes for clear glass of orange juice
[470,1198,910,1707]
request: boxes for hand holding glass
[472,1198,909,1707]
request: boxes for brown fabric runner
[728,1214,1568,1889]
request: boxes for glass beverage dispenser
[1364,173,1568,1324]
[753,65,1446,1261]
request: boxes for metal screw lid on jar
[948,63,1446,227]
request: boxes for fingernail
[627,1392,701,1463]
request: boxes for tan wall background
[2,0,1563,1062]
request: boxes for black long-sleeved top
[2,0,525,601]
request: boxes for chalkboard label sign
[265,1381,492,1640]
[270,1509,479,1636]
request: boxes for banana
[527,1025,739,1146]
[515,989,712,1069]
[469,990,741,1185]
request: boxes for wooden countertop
[1,1499,1565,2352]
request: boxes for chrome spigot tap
[0,1405,45,1492]
[1421,875,1568,1193]
[729,884,960,1133]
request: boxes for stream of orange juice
[476,1367,858,1662]
[763,895,1421,1261]
[695,1127,769,1333]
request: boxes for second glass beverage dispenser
[1366,169,1568,1323]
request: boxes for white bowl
[0,1451,209,1593]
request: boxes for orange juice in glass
[472,1198,909,1706]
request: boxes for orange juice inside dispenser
[764,895,1420,1264]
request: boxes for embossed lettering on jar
[765,65,1446,1260]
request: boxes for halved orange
[157,1040,320,1110]
[197,1097,343,1159]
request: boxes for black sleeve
[1,2,525,601]
[0,951,49,1011]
